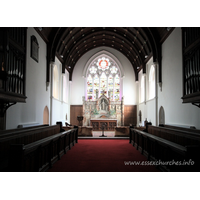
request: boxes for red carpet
[48,139,160,172]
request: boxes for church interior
[0,25,200,198]
[1,0,200,196]
[0,27,200,170]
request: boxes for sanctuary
[82,94,124,130]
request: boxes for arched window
[140,75,145,103]
[86,56,121,101]
[53,65,59,99]
[149,65,155,100]
[63,71,68,103]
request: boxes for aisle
[48,139,160,172]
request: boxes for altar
[90,119,117,131]
[82,94,124,130]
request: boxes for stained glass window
[100,72,107,95]
[87,74,93,100]
[89,66,97,74]
[108,75,113,99]
[93,74,99,100]
[114,74,120,101]
[97,57,110,70]
[86,56,121,101]
[110,66,118,74]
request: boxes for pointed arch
[82,50,125,78]
[43,106,49,124]
[159,106,165,125]
[83,50,125,101]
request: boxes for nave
[47,139,160,172]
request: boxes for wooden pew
[0,123,62,171]
[8,128,78,172]
[160,124,199,134]
[130,128,200,172]
[147,125,200,146]
[0,124,49,138]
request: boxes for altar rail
[129,128,200,172]
[9,128,78,172]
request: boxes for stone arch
[43,106,49,124]
[159,106,165,125]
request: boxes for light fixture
[145,55,148,58]
[60,55,63,58]
[68,66,71,68]
[38,27,42,31]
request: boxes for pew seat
[147,125,200,146]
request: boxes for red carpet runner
[48,139,160,172]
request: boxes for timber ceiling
[35,27,174,81]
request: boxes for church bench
[130,128,200,172]
[159,124,199,134]
[0,124,49,138]
[147,125,200,146]
[0,123,62,171]
[8,128,78,172]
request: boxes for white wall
[51,58,70,125]
[138,57,156,126]
[6,28,50,129]
[158,27,200,129]
[70,46,137,105]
